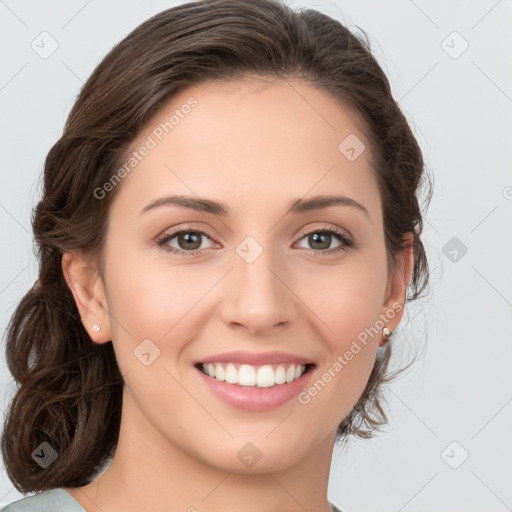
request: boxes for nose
[219,245,298,337]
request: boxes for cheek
[101,251,189,378]
[106,247,207,333]
[292,257,386,397]
[294,256,388,346]
[295,269,383,421]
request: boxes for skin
[61,77,413,512]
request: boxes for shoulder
[2,489,341,512]
[1,488,85,512]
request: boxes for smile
[193,350,316,411]
[197,362,311,387]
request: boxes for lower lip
[195,365,314,411]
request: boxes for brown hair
[1,0,432,493]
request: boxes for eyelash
[156,226,354,256]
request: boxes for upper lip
[196,351,314,366]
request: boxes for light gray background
[1,1,511,511]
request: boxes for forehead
[110,77,381,221]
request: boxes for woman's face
[87,78,409,472]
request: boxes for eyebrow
[140,194,371,220]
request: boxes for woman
[1,0,431,510]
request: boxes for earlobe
[379,232,415,345]
[61,251,112,344]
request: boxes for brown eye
[307,232,331,250]
[296,228,353,254]
[157,230,214,254]
[176,231,202,251]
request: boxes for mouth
[194,361,315,388]
[193,350,317,411]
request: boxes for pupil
[180,232,201,250]
[310,232,329,250]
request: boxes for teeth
[200,362,307,387]
[256,365,274,387]
[238,364,256,386]
[215,363,225,381]
[225,363,238,384]
[274,365,286,385]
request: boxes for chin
[192,431,311,474]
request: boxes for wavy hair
[2,0,432,493]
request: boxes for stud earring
[92,324,101,333]
[382,327,392,344]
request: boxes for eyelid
[294,225,354,254]
[299,223,353,241]
[157,222,220,241]
[156,223,354,255]
[155,225,218,253]
[158,222,352,241]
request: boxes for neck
[66,387,336,512]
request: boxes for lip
[196,350,314,366]
[194,362,315,412]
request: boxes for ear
[61,251,112,344]
[378,232,415,346]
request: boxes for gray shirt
[1,488,343,511]
[1,489,85,511]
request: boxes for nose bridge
[221,235,296,333]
